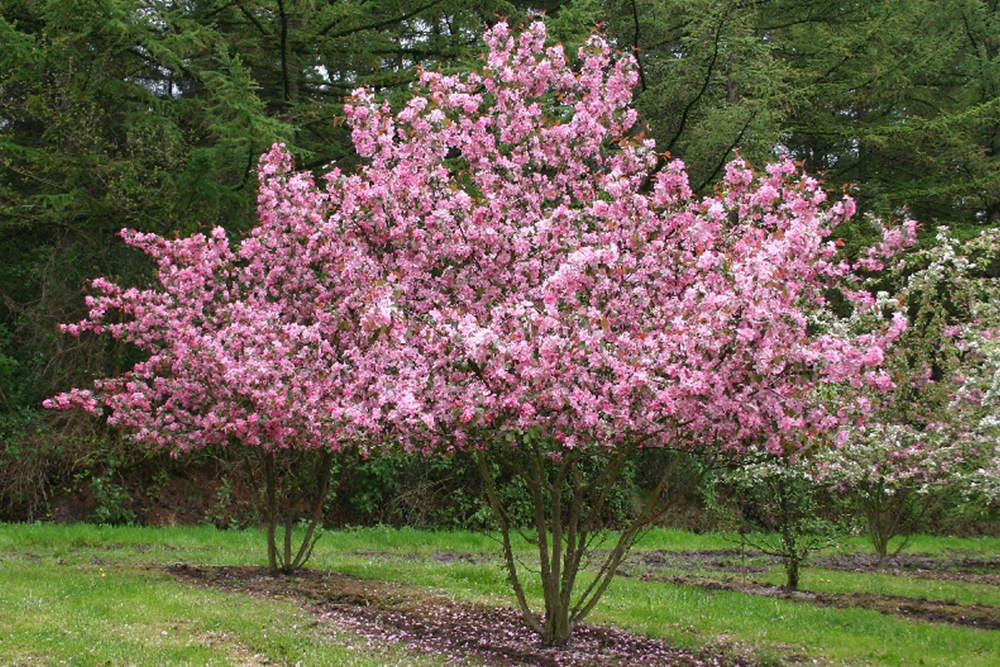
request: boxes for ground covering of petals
[165,563,759,666]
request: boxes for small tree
[959,309,1000,503]
[949,230,1000,506]
[322,21,913,644]
[818,424,957,565]
[45,147,392,573]
[716,451,841,591]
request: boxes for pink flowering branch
[45,147,397,572]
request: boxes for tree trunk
[261,448,334,574]
[785,557,800,591]
[264,451,280,573]
[778,484,800,590]
[477,443,701,646]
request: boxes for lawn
[1,523,997,665]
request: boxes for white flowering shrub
[715,451,842,590]
[815,228,1000,563]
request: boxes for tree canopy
[2,0,998,530]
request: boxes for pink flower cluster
[44,150,392,455]
[47,21,914,461]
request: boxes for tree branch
[696,109,757,192]
[665,6,730,154]
[277,0,291,103]
[629,0,647,92]
[235,1,268,36]
[316,0,444,40]
[476,448,542,633]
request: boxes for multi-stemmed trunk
[729,463,836,592]
[863,485,918,568]
[476,441,699,646]
[260,448,334,574]
[778,486,802,591]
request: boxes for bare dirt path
[813,552,1000,586]
[628,549,1000,585]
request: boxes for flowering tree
[47,18,916,642]
[45,147,394,573]
[814,228,1000,564]
[960,309,1000,502]
[947,230,1000,504]
[325,21,912,644]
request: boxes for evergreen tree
[601,0,999,229]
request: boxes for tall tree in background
[599,0,999,229]
[603,0,800,192]
[770,0,1000,229]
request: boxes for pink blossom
[862,346,885,366]
[46,19,918,489]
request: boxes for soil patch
[164,563,761,666]
[642,574,1000,631]
[628,549,1000,585]
[814,552,1000,585]
[350,550,496,565]
[631,550,778,574]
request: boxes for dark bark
[262,449,335,574]
[477,442,702,646]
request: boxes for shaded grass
[3,522,999,665]
[0,522,499,565]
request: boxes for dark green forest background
[1,0,998,528]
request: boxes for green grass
[589,576,999,666]
[0,524,465,665]
[2,522,998,665]
[0,559,439,666]
[632,527,740,551]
